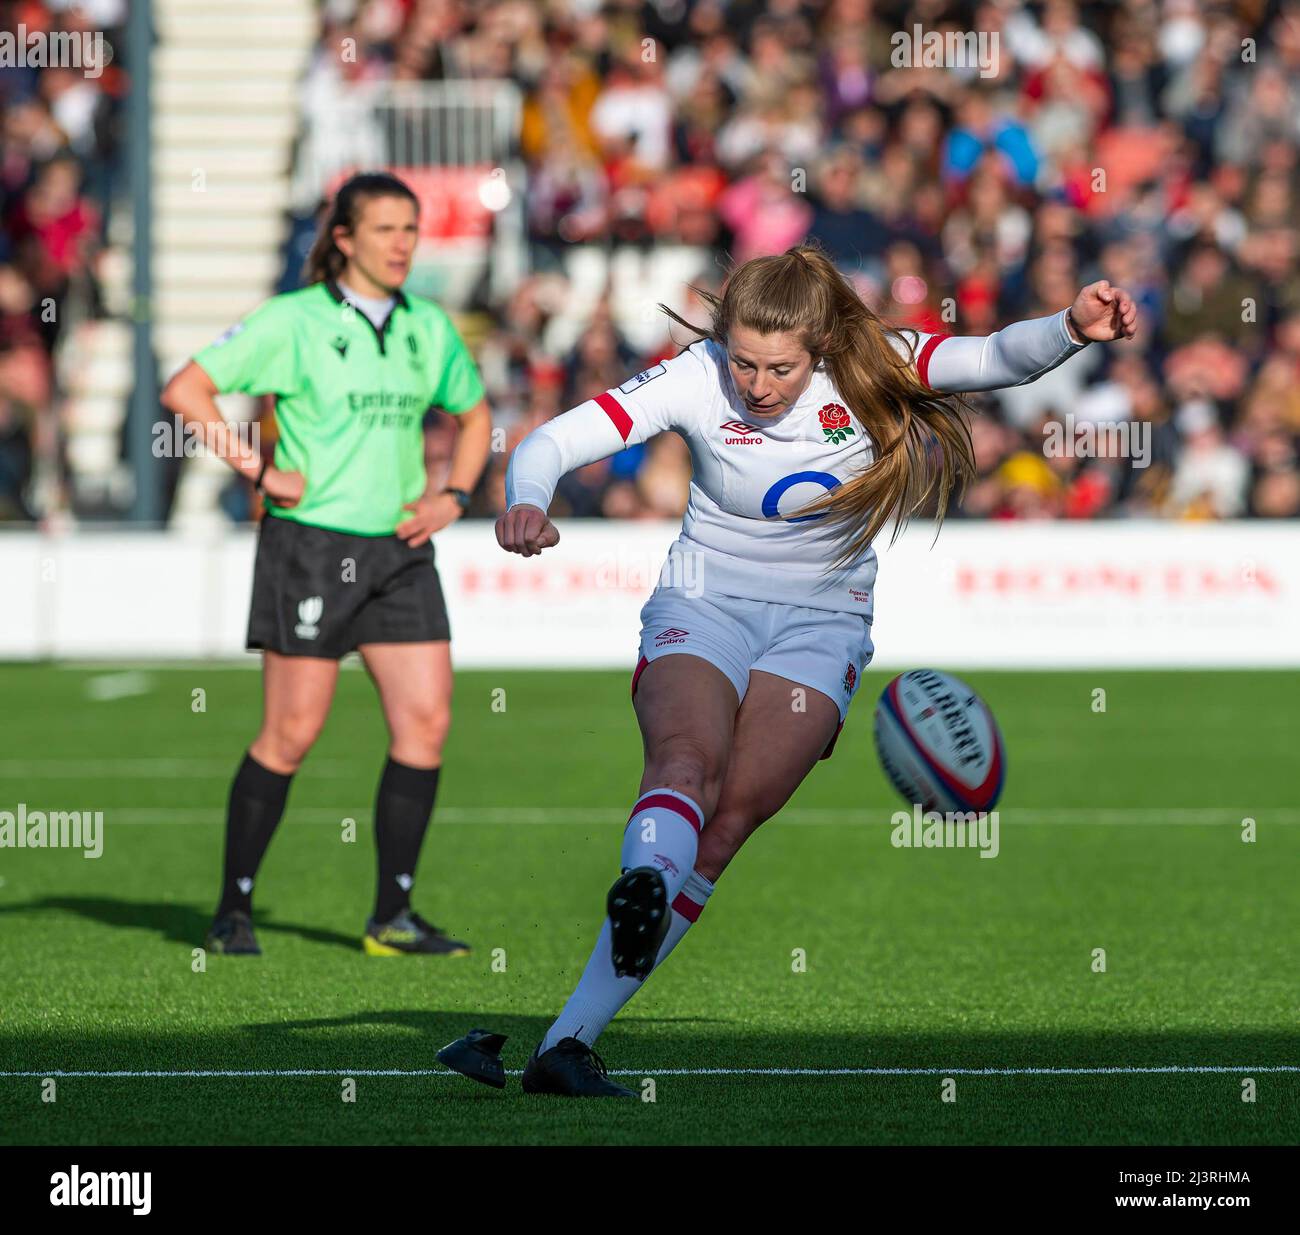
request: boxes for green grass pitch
[0,663,1296,1145]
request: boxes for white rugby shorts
[631,588,874,760]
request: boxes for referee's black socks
[373,757,440,923]
[216,752,294,917]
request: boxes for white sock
[619,788,703,904]
[539,868,716,1052]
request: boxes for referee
[161,171,492,957]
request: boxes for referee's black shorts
[247,513,451,658]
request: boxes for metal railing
[292,78,522,201]
[290,79,525,306]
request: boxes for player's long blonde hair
[659,243,974,568]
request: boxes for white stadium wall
[0,522,1296,668]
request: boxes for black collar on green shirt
[324,277,409,355]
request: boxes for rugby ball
[873,670,1005,813]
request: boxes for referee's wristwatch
[442,486,472,512]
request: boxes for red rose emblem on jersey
[818,402,855,444]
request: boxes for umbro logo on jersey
[654,627,689,646]
[331,336,349,359]
[720,420,765,444]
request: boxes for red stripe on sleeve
[595,391,633,442]
[916,333,951,390]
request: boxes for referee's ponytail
[659,242,975,571]
[303,171,420,285]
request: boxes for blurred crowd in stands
[0,0,122,519]
[5,0,1300,525]
[341,0,1296,523]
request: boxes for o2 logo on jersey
[761,471,841,522]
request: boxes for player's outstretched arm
[497,350,703,558]
[914,280,1139,395]
[496,400,628,558]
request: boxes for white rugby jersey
[505,310,1087,615]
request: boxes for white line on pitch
[0,760,358,778]
[1,1065,1296,1079]
[38,807,1300,826]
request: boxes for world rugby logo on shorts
[295,596,323,639]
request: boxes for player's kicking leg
[521,653,733,1096]
[522,661,840,1097]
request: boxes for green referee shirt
[194,279,485,536]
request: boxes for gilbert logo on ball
[873,669,1005,813]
